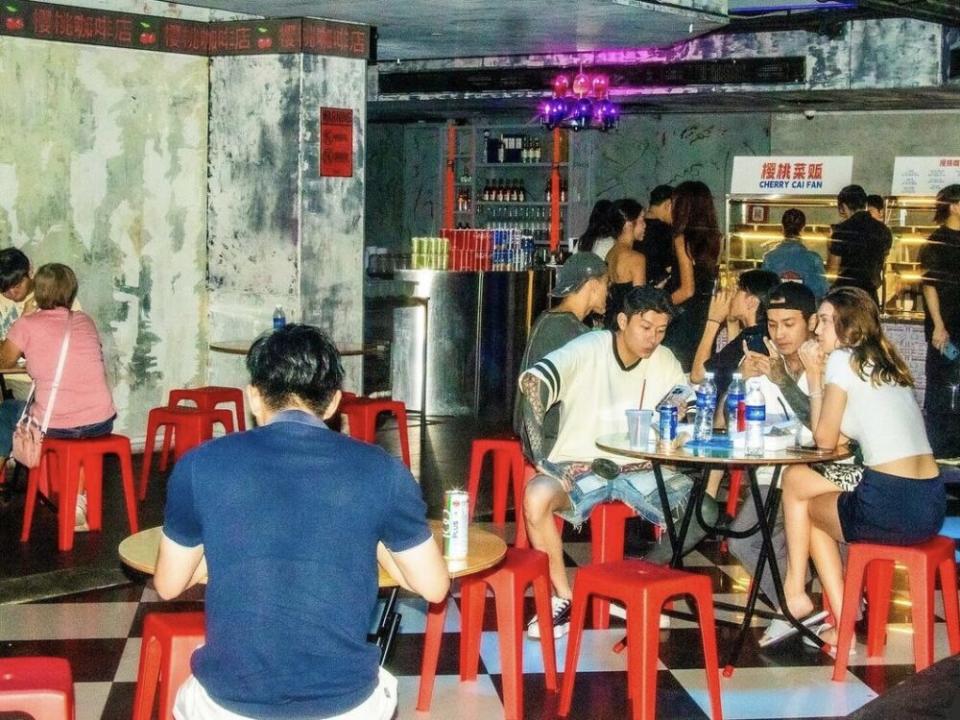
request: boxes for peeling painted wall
[0,36,209,437]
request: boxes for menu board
[891,157,960,196]
[730,156,853,195]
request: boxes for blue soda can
[658,405,678,451]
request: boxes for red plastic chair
[338,396,411,467]
[559,560,723,720]
[466,437,526,525]
[457,548,558,720]
[140,407,235,499]
[0,656,74,719]
[160,387,246,467]
[588,501,638,629]
[132,612,206,720]
[20,434,139,552]
[833,535,960,679]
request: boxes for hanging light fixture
[538,68,619,132]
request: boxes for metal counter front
[390,269,552,422]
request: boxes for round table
[119,520,507,587]
[595,431,851,669]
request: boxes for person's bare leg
[807,494,845,642]
[524,475,573,598]
[705,468,724,500]
[782,465,841,618]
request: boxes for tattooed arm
[519,372,551,466]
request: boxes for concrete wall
[0,36,209,437]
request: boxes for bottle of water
[726,372,746,432]
[745,378,766,457]
[942,340,960,362]
[273,306,286,330]
[693,372,717,443]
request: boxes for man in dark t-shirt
[155,325,449,720]
[827,184,892,305]
[636,184,675,288]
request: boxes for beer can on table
[658,405,678,451]
[443,490,470,560]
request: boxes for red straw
[639,379,646,409]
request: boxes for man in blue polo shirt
[155,324,449,720]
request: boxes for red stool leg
[591,502,634,629]
[466,442,486,521]
[459,578,486,681]
[492,447,509,526]
[54,448,79,552]
[725,468,743,518]
[131,635,163,720]
[510,446,526,533]
[19,458,46,543]
[558,583,590,717]
[907,556,936,672]
[691,583,723,720]
[140,411,163,500]
[116,437,140,533]
[532,567,558,692]
[865,559,895,657]
[416,599,449,712]
[513,464,535,549]
[625,598,660,719]
[938,549,960,654]
[82,450,105,531]
[833,549,869,681]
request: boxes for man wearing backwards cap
[512,252,609,459]
[518,285,719,640]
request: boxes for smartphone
[785,445,833,457]
[655,384,695,411]
[744,332,768,355]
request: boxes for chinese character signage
[730,156,853,196]
[320,108,353,178]
[0,1,371,59]
[891,157,960,196]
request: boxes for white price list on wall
[891,157,960,196]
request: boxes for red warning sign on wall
[320,107,353,178]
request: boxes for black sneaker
[527,596,571,639]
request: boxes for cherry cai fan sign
[319,108,353,178]
[730,156,853,195]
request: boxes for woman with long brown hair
[781,286,944,647]
[661,180,722,371]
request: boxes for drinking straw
[639,379,646,409]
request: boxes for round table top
[595,432,852,466]
[209,340,376,357]
[118,521,507,589]
[0,365,29,375]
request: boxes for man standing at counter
[518,286,718,639]
[827,184,892,305]
[637,184,675,289]
[154,324,449,720]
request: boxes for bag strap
[16,383,36,424]
[38,312,73,434]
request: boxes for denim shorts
[837,467,945,545]
[552,461,694,528]
[45,415,115,440]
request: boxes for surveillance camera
[803,109,816,120]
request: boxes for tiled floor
[1,415,958,719]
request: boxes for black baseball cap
[766,281,817,317]
[550,253,607,297]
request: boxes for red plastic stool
[338,396,411,467]
[559,560,723,720]
[161,387,246,468]
[466,437,525,525]
[140,407,235,499]
[20,435,139,552]
[0,656,74,718]
[132,612,206,720]
[588,501,638,629]
[457,548,558,720]
[833,535,960,679]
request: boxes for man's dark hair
[0,248,30,293]
[246,324,344,416]
[620,285,675,322]
[837,185,867,212]
[866,194,884,212]
[649,184,674,207]
[738,269,781,325]
[781,208,805,238]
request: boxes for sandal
[802,623,857,657]
[759,610,829,648]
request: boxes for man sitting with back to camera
[155,324,450,720]
[518,285,719,639]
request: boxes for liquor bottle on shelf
[533,139,541,162]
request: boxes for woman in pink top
[0,263,116,529]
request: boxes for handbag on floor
[11,314,73,468]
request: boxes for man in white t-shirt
[518,285,719,639]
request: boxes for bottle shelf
[478,201,567,207]
[477,162,567,168]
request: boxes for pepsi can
[442,490,469,560]
[658,405,678,451]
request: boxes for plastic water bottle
[273,306,286,330]
[745,378,766,457]
[942,341,960,362]
[726,372,746,432]
[693,372,717,443]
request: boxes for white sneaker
[74,491,89,532]
[527,596,571,639]
[609,602,670,628]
